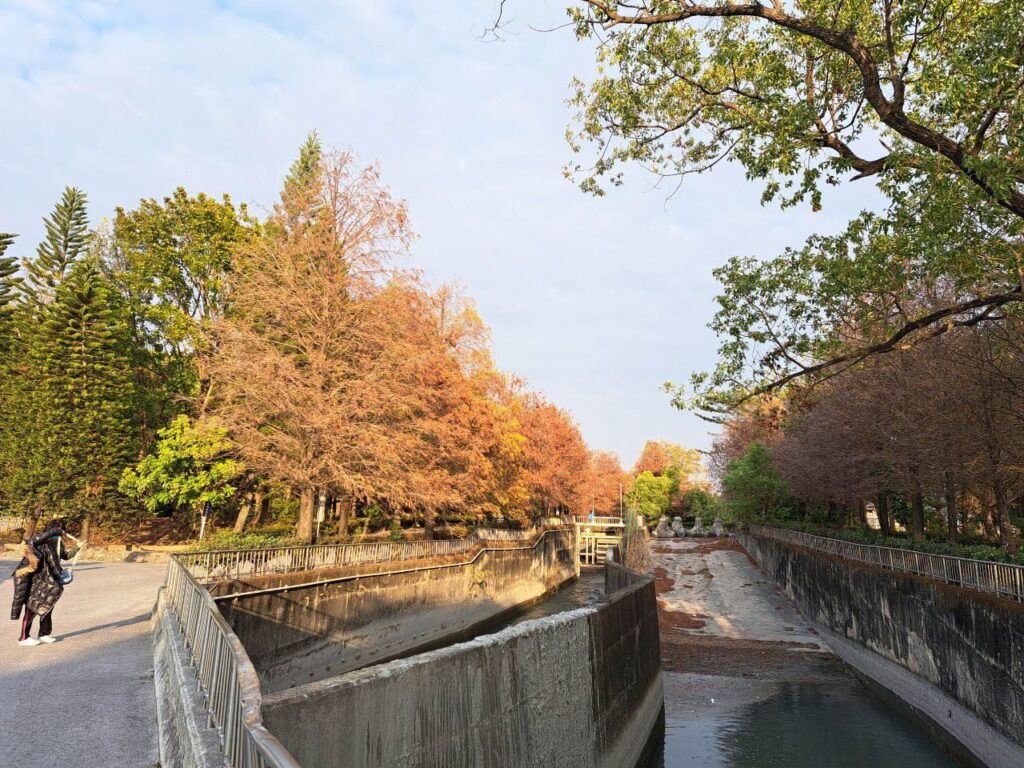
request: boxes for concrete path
[1,557,166,767]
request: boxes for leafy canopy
[119,415,244,514]
[568,1,1024,415]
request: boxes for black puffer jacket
[10,526,78,620]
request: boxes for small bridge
[575,515,624,565]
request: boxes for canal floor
[641,539,960,768]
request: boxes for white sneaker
[38,636,57,644]
[18,638,41,647]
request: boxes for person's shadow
[57,613,150,639]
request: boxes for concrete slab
[1,557,166,767]
[652,539,825,648]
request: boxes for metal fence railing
[747,524,1024,603]
[176,523,573,584]
[163,557,300,768]
[0,516,27,535]
[176,538,476,584]
[574,515,625,527]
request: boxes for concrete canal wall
[219,528,577,692]
[740,532,1024,764]
[260,560,662,768]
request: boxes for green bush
[190,528,300,551]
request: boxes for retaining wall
[218,528,578,692]
[740,532,1024,756]
[260,560,663,768]
[151,591,226,768]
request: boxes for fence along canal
[749,524,1024,602]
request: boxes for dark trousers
[19,609,53,640]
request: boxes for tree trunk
[994,482,1019,553]
[911,492,926,542]
[943,471,959,544]
[857,499,867,527]
[297,488,315,543]
[876,493,891,536]
[233,495,252,533]
[252,492,266,527]
[424,509,435,540]
[80,516,91,542]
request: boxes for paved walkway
[1,557,166,767]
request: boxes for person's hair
[44,518,66,532]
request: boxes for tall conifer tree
[23,186,89,302]
[0,232,19,321]
[33,257,137,520]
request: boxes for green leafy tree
[568,2,1024,413]
[120,415,244,519]
[721,443,792,521]
[106,189,253,447]
[683,487,721,520]
[626,470,678,523]
[285,131,323,195]
[23,186,89,302]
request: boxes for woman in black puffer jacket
[11,519,80,647]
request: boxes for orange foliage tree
[518,394,590,516]
[206,150,464,541]
[204,139,610,539]
[588,450,627,515]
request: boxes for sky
[0,0,879,467]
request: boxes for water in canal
[493,570,959,767]
[641,673,960,768]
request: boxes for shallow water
[642,677,960,768]
[501,568,606,626]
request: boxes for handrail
[0,515,27,534]
[176,524,571,584]
[213,526,574,602]
[164,557,300,768]
[746,524,1024,603]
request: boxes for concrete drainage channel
[737,530,1024,768]
[154,528,664,768]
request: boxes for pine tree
[23,187,89,303]
[35,257,137,521]
[285,131,322,192]
[281,132,323,222]
[0,232,20,340]
[0,232,22,511]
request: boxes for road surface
[1,556,166,767]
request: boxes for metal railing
[574,515,625,527]
[211,526,576,602]
[176,523,574,584]
[176,538,476,584]
[164,557,300,768]
[0,516,27,534]
[747,524,1024,603]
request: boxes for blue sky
[1,1,879,467]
